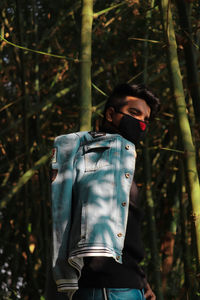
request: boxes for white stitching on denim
[92,288,95,300]
[103,288,108,300]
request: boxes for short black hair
[103,83,160,121]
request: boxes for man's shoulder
[53,131,128,146]
[53,131,87,142]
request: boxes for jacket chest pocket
[83,142,111,172]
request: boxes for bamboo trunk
[160,0,200,265]
[142,2,164,297]
[175,0,200,122]
[179,161,199,299]
[79,0,93,131]
[144,138,164,300]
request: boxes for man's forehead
[124,96,151,116]
[125,99,149,109]
[125,96,145,103]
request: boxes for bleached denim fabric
[51,132,136,299]
[73,288,145,300]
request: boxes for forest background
[1,0,200,299]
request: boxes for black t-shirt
[78,180,147,289]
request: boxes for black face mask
[117,112,147,145]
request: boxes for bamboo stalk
[175,0,200,122]
[142,2,164,298]
[79,0,93,131]
[160,0,200,264]
[144,138,164,300]
[179,161,199,299]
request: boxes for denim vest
[51,131,136,299]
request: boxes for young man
[51,83,160,300]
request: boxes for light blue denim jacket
[51,131,136,299]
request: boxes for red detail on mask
[139,121,146,131]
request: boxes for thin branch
[0,34,79,62]
[1,152,51,209]
[93,2,126,18]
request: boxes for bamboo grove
[0,0,200,299]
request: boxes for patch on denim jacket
[89,131,106,138]
[51,147,57,163]
[50,169,58,182]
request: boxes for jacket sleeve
[51,133,81,296]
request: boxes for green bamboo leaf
[28,223,32,233]
[0,99,21,113]
[160,147,184,154]
[92,83,107,96]
[129,37,163,44]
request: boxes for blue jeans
[73,288,145,300]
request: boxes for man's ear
[105,107,115,123]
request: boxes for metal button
[117,233,122,237]
[125,173,130,178]
[125,145,130,150]
[121,202,126,207]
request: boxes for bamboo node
[191,212,200,222]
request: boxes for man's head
[103,83,160,122]
[102,83,160,144]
